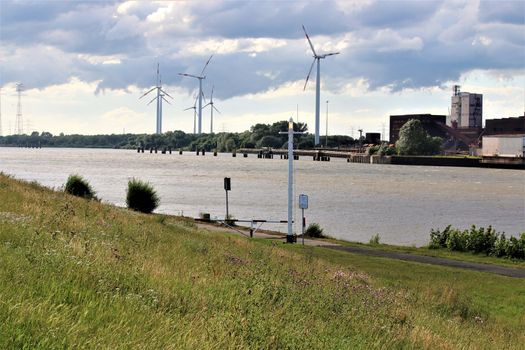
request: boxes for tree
[396,119,442,155]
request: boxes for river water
[0,147,523,246]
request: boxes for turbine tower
[15,83,23,135]
[184,95,199,134]
[302,25,339,145]
[179,55,213,134]
[203,85,221,133]
[139,64,173,134]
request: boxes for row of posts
[136,147,367,163]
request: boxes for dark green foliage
[64,174,96,200]
[126,179,159,214]
[0,120,358,151]
[368,143,397,156]
[377,143,397,156]
[369,234,381,245]
[305,223,325,238]
[429,225,525,259]
[396,119,442,155]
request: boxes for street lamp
[325,100,329,147]
[279,118,304,243]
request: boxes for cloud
[0,0,523,102]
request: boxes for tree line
[0,121,357,151]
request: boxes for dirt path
[196,222,525,279]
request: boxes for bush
[369,234,381,245]
[429,225,452,249]
[65,174,96,200]
[429,225,525,260]
[126,178,159,213]
[305,223,325,238]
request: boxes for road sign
[299,194,308,209]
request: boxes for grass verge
[0,173,524,349]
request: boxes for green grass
[0,173,524,349]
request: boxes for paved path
[196,222,525,279]
[327,245,525,278]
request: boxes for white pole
[315,59,321,145]
[159,96,163,134]
[198,79,203,134]
[325,100,329,147]
[156,89,160,134]
[210,103,213,134]
[287,118,294,242]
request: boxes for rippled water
[1,147,523,246]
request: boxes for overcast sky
[0,0,523,138]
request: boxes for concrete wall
[482,136,525,157]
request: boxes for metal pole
[315,59,321,145]
[302,208,305,245]
[225,189,229,221]
[287,119,294,243]
[198,78,203,134]
[325,100,329,147]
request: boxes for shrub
[369,234,381,245]
[126,178,159,213]
[367,145,380,155]
[65,174,96,200]
[465,225,497,254]
[305,223,325,238]
[446,229,467,252]
[429,225,452,249]
[429,225,524,260]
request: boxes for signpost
[299,194,308,245]
[224,177,231,221]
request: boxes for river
[1,147,523,246]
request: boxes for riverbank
[1,173,524,348]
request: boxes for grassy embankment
[0,173,524,349]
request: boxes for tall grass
[0,174,524,348]
[64,174,96,200]
[126,178,159,213]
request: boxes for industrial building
[484,116,524,136]
[389,114,447,144]
[451,85,483,129]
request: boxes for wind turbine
[139,63,173,134]
[179,55,213,134]
[203,85,221,133]
[302,25,339,146]
[184,95,199,134]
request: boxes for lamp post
[325,100,329,147]
[279,118,304,243]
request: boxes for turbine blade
[139,87,156,99]
[162,96,171,105]
[324,52,340,57]
[201,55,213,75]
[302,24,317,57]
[147,96,158,105]
[203,102,211,108]
[213,106,221,114]
[211,85,214,99]
[179,73,199,79]
[159,88,173,99]
[303,58,316,91]
[184,107,194,111]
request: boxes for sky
[0,0,524,139]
